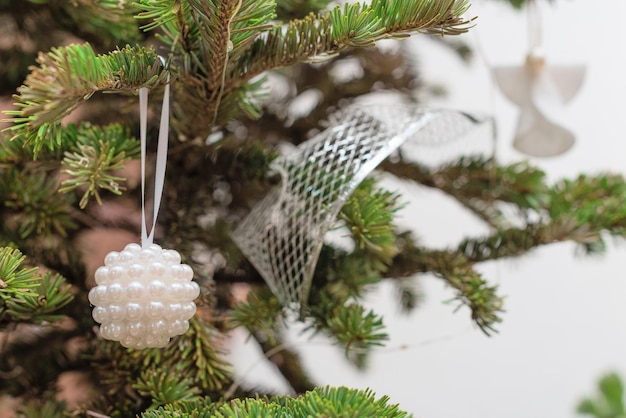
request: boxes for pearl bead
[148,280,166,298]
[88,285,107,306]
[92,306,107,323]
[148,243,162,252]
[104,251,119,266]
[108,266,125,281]
[154,337,170,348]
[165,303,182,321]
[124,243,141,253]
[147,301,165,319]
[128,264,145,280]
[94,266,110,285]
[167,320,181,335]
[149,320,166,336]
[148,261,166,277]
[138,248,156,262]
[127,281,145,299]
[162,249,181,265]
[107,283,124,301]
[118,250,134,265]
[126,303,143,320]
[181,302,196,320]
[169,283,185,301]
[109,323,124,340]
[128,321,146,337]
[181,265,194,282]
[178,320,190,335]
[100,324,111,339]
[121,335,136,348]
[108,304,124,321]
[169,264,185,281]
[185,282,200,300]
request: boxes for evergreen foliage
[139,386,409,418]
[0,0,621,416]
[578,373,626,418]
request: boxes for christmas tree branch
[388,238,503,334]
[577,373,625,418]
[55,0,141,46]
[186,0,275,126]
[140,386,409,417]
[458,174,626,261]
[228,0,472,84]
[58,123,140,208]
[3,44,167,152]
[2,168,77,239]
[0,248,40,320]
[380,157,549,228]
[0,247,74,326]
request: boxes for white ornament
[89,243,200,349]
[493,0,585,157]
[494,49,585,157]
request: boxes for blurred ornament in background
[493,0,585,157]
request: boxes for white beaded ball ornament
[88,243,200,349]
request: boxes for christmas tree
[1,0,625,416]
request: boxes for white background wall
[229,1,626,416]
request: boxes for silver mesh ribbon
[231,104,491,310]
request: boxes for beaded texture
[88,243,199,349]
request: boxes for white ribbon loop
[139,69,170,248]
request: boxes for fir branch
[138,318,230,393]
[458,174,626,261]
[380,157,550,227]
[5,271,74,323]
[295,386,409,418]
[141,386,409,417]
[228,0,472,83]
[326,303,388,349]
[135,0,203,72]
[16,398,67,418]
[60,0,141,46]
[0,247,39,304]
[135,0,191,32]
[388,236,503,335]
[0,131,43,163]
[0,247,74,324]
[3,43,166,152]
[577,373,625,418]
[93,317,230,407]
[3,169,77,239]
[59,123,140,208]
[321,302,388,366]
[138,399,215,418]
[228,292,283,345]
[339,178,403,270]
[186,0,275,126]
[315,250,383,302]
[548,174,626,235]
[133,367,201,410]
[458,223,554,263]
[370,0,472,36]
